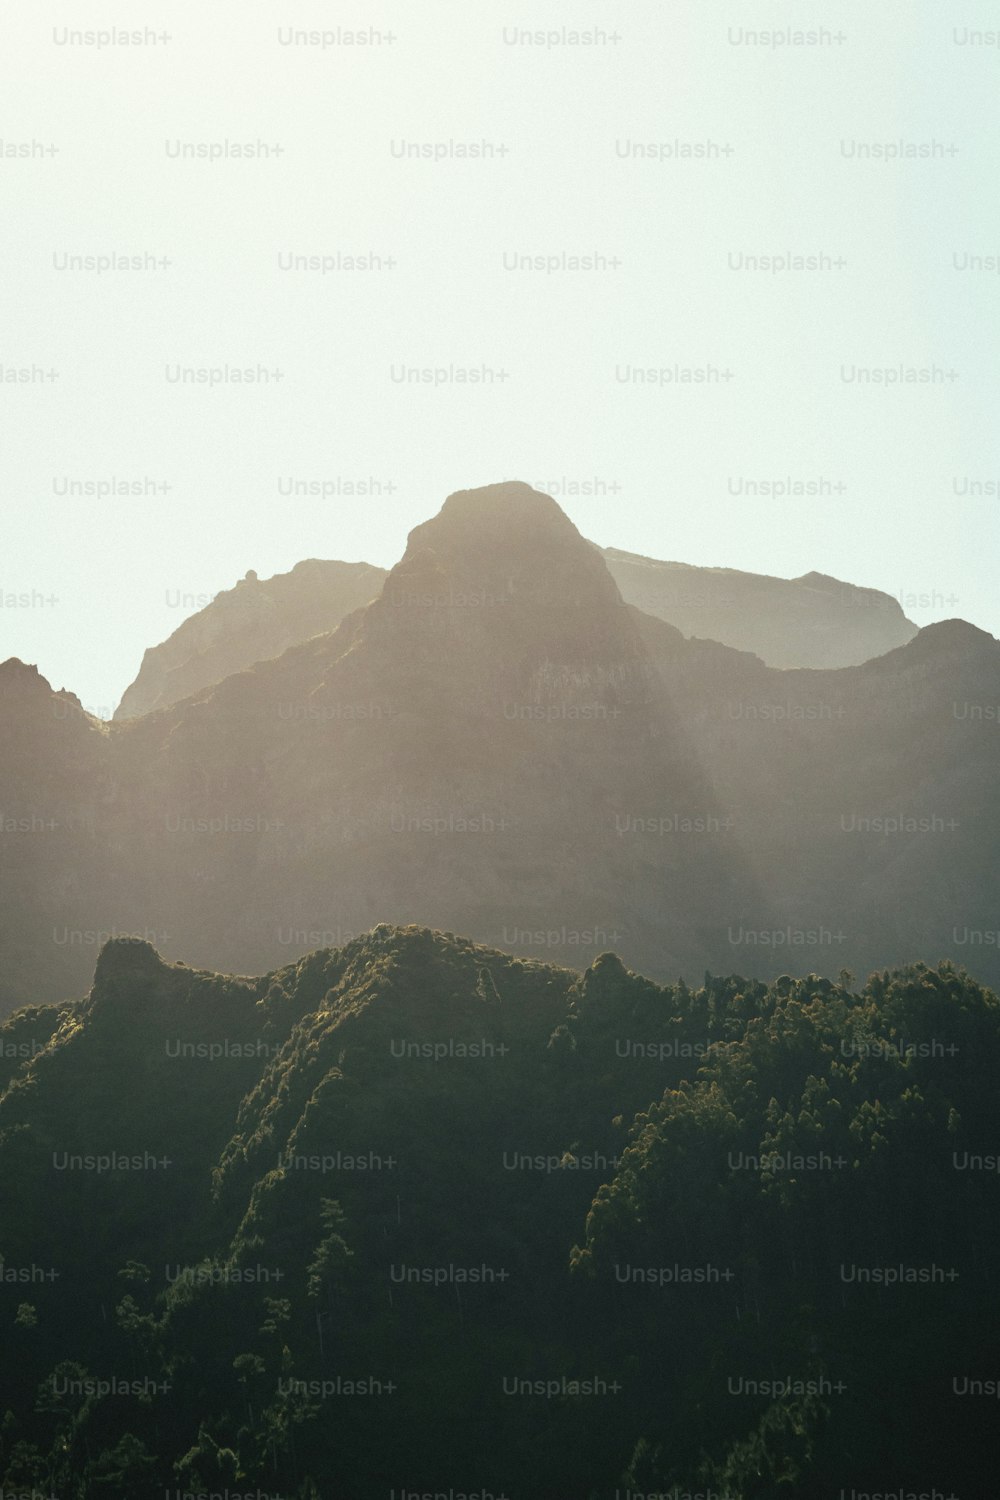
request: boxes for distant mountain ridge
[0,483,751,1009]
[115,559,385,720]
[110,522,917,724]
[600,546,918,668]
[0,481,995,1015]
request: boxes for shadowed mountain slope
[0,483,996,1015]
[110,523,917,730]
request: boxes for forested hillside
[0,929,995,1497]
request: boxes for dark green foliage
[0,933,996,1497]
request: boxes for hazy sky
[3,0,998,712]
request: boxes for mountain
[109,530,916,730]
[0,482,996,1017]
[0,660,112,1015]
[0,484,751,1012]
[115,559,386,720]
[0,929,996,1496]
[637,609,1000,982]
[601,547,918,667]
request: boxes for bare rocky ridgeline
[112,516,916,724]
[115,558,386,720]
[0,480,997,1014]
[600,548,918,668]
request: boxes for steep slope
[103,482,747,988]
[0,929,719,1493]
[602,546,918,667]
[0,484,751,1010]
[112,535,915,735]
[0,661,113,1015]
[0,483,996,1016]
[638,610,1000,979]
[115,560,386,720]
[0,932,996,1497]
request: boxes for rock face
[112,534,916,732]
[114,559,386,719]
[0,482,997,1014]
[601,548,918,667]
[93,482,748,997]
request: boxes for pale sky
[3,0,997,713]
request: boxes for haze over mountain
[115,560,386,721]
[109,527,917,727]
[2,482,998,1498]
[0,481,997,1018]
[601,546,918,668]
[8,0,991,1491]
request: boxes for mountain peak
[388,481,623,616]
[404,481,582,558]
[901,618,998,661]
[439,479,567,521]
[93,937,166,987]
[0,658,50,689]
[0,659,86,715]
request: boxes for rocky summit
[110,497,918,730]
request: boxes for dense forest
[0,927,996,1496]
